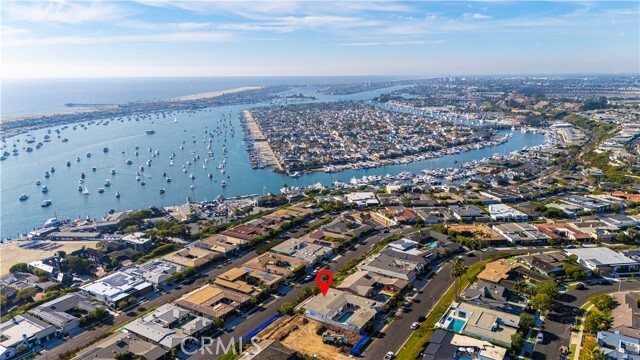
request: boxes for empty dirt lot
[258,314,359,360]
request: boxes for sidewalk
[569,304,593,360]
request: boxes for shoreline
[170,86,262,101]
[242,110,284,171]
[0,86,264,124]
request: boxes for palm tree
[450,258,467,302]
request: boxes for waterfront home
[0,314,57,359]
[303,288,381,332]
[344,192,379,207]
[175,284,252,320]
[123,304,213,350]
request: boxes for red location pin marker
[315,269,333,296]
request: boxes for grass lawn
[569,343,577,360]
[394,258,494,359]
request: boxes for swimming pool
[458,357,473,360]
[427,241,438,249]
[447,318,467,332]
[337,311,354,323]
[374,293,391,302]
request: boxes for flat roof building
[163,247,222,268]
[80,271,154,306]
[175,284,252,320]
[73,333,168,360]
[0,314,57,359]
[488,204,529,222]
[270,239,333,264]
[303,288,381,332]
[565,248,640,274]
[493,223,548,245]
[123,304,213,350]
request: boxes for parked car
[536,332,544,344]
[303,275,313,282]
[575,283,585,290]
[411,322,420,330]
[384,352,395,360]
[418,315,426,322]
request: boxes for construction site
[256,314,360,360]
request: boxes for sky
[1,0,639,78]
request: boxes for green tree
[531,293,554,312]
[363,321,375,334]
[535,280,559,299]
[65,255,93,275]
[511,332,524,352]
[580,336,607,360]
[584,311,612,334]
[214,317,224,328]
[450,258,467,302]
[519,313,535,330]
[16,287,37,301]
[589,294,615,312]
[0,295,10,308]
[183,266,197,278]
[513,281,529,298]
[279,302,296,315]
[117,300,129,310]
[9,263,29,273]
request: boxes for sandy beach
[1,86,263,124]
[0,241,99,275]
[171,86,263,101]
[1,106,118,124]
[243,110,283,171]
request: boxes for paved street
[532,280,640,360]
[363,250,529,358]
[189,228,407,359]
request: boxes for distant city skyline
[2,0,639,78]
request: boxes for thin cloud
[5,0,133,24]
[338,40,444,46]
[3,31,234,46]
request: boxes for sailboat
[82,185,90,195]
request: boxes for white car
[411,322,420,330]
[536,332,544,344]
[383,352,395,360]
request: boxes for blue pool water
[337,311,354,323]
[447,318,467,332]
[427,242,438,249]
[459,357,473,360]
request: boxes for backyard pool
[374,293,391,302]
[447,317,467,332]
[337,311,354,323]
[427,241,438,249]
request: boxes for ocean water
[0,78,544,239]
[1,76,409,118]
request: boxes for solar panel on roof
[264,274,275,281]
